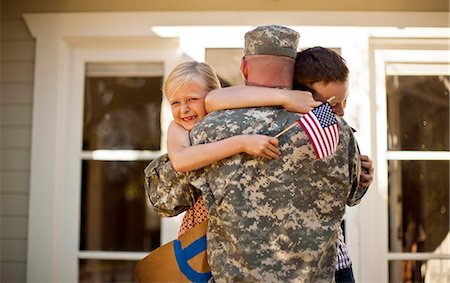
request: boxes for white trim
[23,12,450,37]
[370,37,450,50]
[386,151,450,160]
[386,63,450,76]
[27,37,73,282]
[78,251,148,261]
[81,150,163,161]
[379,49,450,63]
[387,253,450,261]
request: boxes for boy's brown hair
[293,47,349,90]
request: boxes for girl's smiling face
[168,82,208,130]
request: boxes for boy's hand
[243,135,280,159]
[281,90,322,114]
[360,155,374,189]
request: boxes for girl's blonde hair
[163,61,221,98]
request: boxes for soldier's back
[190,107,358,282]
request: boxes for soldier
[190,25,364,282]
[207,46,374,282]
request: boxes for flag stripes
[297,103,340,159]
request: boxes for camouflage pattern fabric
[244,25,300,59]
[144,154,201,217]
[187,107,363,282]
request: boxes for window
[387,71,449,282]
[78,63,164,281]
[373,47,450,282]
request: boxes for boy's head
[163,61,221,130]
[294,47,349,116]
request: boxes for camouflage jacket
[144,154,201,217]
[146,107,365,282]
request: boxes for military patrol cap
[244,25,299,59]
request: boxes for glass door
[386,67,449,282]
[374,48,450,282]
[78,62,164,282]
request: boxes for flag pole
[274,122,298,138]
[274,96,336,138]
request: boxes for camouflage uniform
[145,107,364,282]
[144,153,201,217]
[185,107,363,282]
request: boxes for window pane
[386,75,449,151]
[79,259,137,283]
[80,160,160,252]
[83,75,162,150]
[389,260,450,283]
[388,160,449,253]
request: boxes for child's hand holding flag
[275,96,340,159]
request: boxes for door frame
[368,38,450,282]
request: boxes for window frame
[25,35,183,281]
[371,42,450,282]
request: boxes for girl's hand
[281,90,322,114]
[242,135,280,159]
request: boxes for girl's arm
[205,86,322,114]
[167,121,279,173]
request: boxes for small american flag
[298,102,340,159]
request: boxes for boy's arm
[168,121,280,173]
[346,132,367,206]
[205,86,321,114]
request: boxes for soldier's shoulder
[144,153,170,177]
[336,116,354,133]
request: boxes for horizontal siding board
[1,127,31,149]
[0,149,31,171]
[0,239,27,261]
[1,62,34,83]
[0,216,28,239]
[1,105,32,126]
[0,262,27,282]
[0,20,32,40]
[1,83,34,104]
[0,171,29,193]
[1,195,28,216]
[1,40,35,62]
